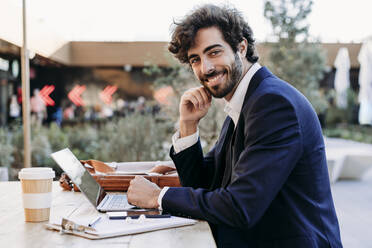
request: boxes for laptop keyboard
[104,195,131,210]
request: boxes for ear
[238,38,248,57]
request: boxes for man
[128,4,342,248]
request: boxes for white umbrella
[358,37,372,125]
[334,47,350,109]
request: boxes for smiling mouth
[205,71,226,87]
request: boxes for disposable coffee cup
[18,167,55,222]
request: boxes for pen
[108,214,171,220]
[127,214,171,219]
[88,216,101,227]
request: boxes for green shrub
[326,89,359,126]
[10,124,24,168]
[64,124,100,160]
[5,115,179,180]
[46,123,69,151]
[95,114,172,162]
[323,125,372,144]
[30,126,59,173]
[0,128,14,168]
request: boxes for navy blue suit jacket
[164,67,342,248]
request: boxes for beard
[200,53,243,98]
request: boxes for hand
[149,165,176,175]
[179,87,212,137]
[127,176,161,209]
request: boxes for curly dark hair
[168,4,259,64]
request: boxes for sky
[6,0,372,43]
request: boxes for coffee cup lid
[18,167,55,180]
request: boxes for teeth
[208,73,223,82]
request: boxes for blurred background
[0,0,371,176]
[1,0,372,246]
[1,0,371,176]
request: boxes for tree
[264,0,328,114]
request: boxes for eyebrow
[188,44,223,62]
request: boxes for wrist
[152,188,161,208]
[179,120,198,138]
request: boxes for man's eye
[190,58,199,64]
[211,50,220,56]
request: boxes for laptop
[51,148,135,212]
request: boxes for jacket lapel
[211,116,234,189]
[242,66,274,110]
[228,67,275,182]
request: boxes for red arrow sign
[39,85,55,106]
[99,85,117,105]
[68,85,86,106]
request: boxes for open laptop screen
[51,148,106,208]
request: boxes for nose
[201,58,215,75]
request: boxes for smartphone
[106,210,171,219]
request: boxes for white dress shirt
[157,63,262,210]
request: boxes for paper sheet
[104,161,175,175]
[48,215,196,239]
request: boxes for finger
[193,89,206,108]
[129,178,136,185]
[128,196,135,205]
[136,175,145,181]
[201,87,212,102]
[198,87,211,106]
[183,93,200,109]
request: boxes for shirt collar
[224,62,261,126]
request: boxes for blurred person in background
[63,104,75,120]
[9,95,20,123]
[30,88,47,125]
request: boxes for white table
[0,182,216,248]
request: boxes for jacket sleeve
[170,140,216,189]
[163,94,303,228]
